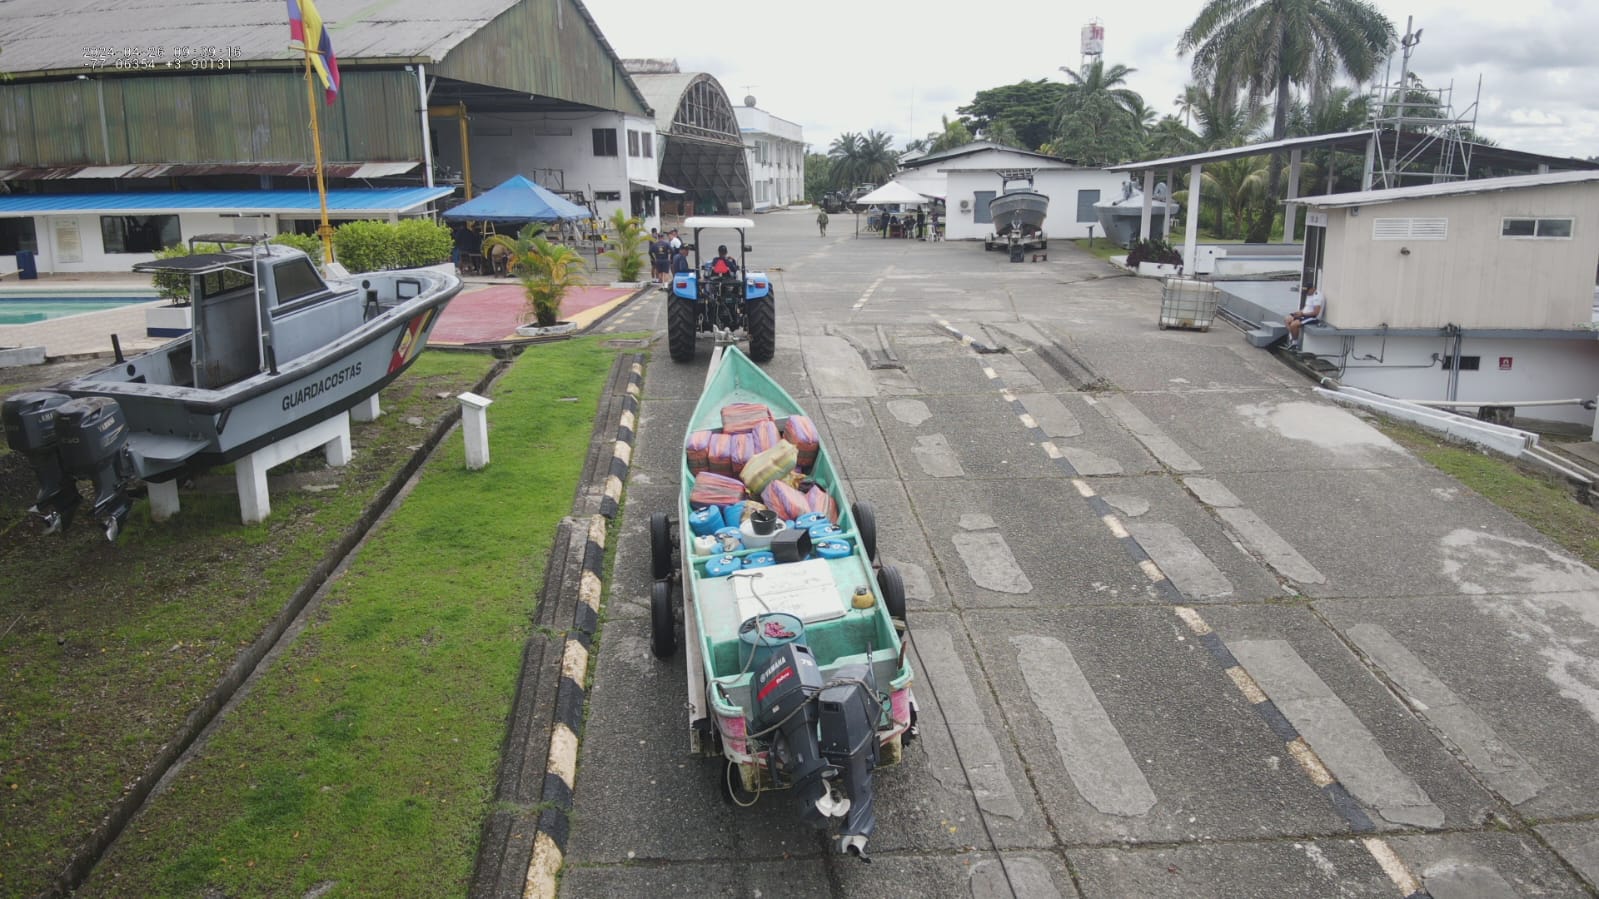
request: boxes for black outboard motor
[818,663,880,860]
[55,397,135,541]
[752,645,883,861]
[2,391,80,533]
[752,644,836,825]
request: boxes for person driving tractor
[708,244,740,277]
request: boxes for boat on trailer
[2,235,461,539]
[984,176,1050,254]
[647,345,915,860]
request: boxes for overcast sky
[583,0,1598,161]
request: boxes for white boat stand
[146,411,354,525]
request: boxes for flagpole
[300,43,334,265]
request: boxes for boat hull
[988,190,1049,237]
[53,269,460,479]
[677,347,913,765]
[1095,199,1179,248]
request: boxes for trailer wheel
[878,565,907,622]
[650,579,677,659]
[852,501,878,564]
[650,512,674,580]
[668,296,697,363]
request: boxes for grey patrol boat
[2,234,461,539]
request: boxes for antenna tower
[1363,16,1482,190]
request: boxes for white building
[1291,171,1599,426]
[734,99,805,211]
[894,142,1127,241]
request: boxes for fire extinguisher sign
[1499,356,1513,371]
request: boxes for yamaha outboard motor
[55,397,135,541]
[2,391,81,533]
[752,645,883,861]
[818,663,880,860]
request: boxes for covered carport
[628,69,752,216]
[1110,130,1599,275]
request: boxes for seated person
[671,245,693,274]
[706,244,740,277]
[1285,284,1324,348]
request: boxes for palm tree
[984,120,1022,149]
[856,130,900,185]
[1191,81,1269,150]
[1179,0,1394,240]
[482,226,587,326]
[828,132,864,188]
[926,115,974,154]
[1202,156,1269,238]
[601,209,648,282]
[1146,116,1199,159]
[1053,60,1148,166]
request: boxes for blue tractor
[667,216,776,363]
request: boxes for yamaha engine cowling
[55,397,135,541]
[1,391,80,533]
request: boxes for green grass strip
[1380,420,1599,569]
[78,338,622,897]
[1068,238,1125,262]
[0,351,494,894]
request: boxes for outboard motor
[752,644,836,826]
[2,391,80,533]
[818,663,880,860]
[55,397,135,541]
[751,645,883,861]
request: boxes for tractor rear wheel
[668,295,697,363]
[746,295,776,363]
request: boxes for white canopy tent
[854,181,933,206]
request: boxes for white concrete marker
[235,411,352,524]
[1216,508,1326,584]
[1232,639,1445,828]
[350,393,382,423]
[1013,635,1158,817]
[912,629,1026,819]
[1347,623,1546,805]
[458,392,493,471]
[1127,521,1234,598]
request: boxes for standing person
[650,230,672,287]
[668,228,682,253]
[817,209,829,237]
[1285,284,1324,350]
[915,208,927,241]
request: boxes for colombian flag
[288,0,341,104]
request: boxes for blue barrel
[738,612,807,671]
[742,551,776,569]
[814,539,852,559]
[688,506,723,536]
[16,251,37,280]
[794,512,829,530]
[705,553,741,578]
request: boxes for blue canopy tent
[442,175,590,223]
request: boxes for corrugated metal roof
[0,0,521,73]
[0,162,419,181]
[0,187,454,216]
[1289,170,1599,209]
[630,72,701,134]
[1108,132,1376,172]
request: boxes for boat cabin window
[271,257,329,305]
[196,266,254,301]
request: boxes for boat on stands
[1095,180,1179,248]
[647,345,915,860]
[2,234,461,539]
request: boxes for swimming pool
[0,296,158,326]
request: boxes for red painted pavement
[430,284,633,344]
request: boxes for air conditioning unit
[959,199,971,211]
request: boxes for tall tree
[1146,115,1199,159]
[856,130,900,185]
[1053,60,1148,166]
[827,132,864,188]
[957,79,1068,151]
[1191,81,1269,149]
[1179,0,1394,241]
[984,120,1022,149]
[925,115,975,154]
[804,153,834,202]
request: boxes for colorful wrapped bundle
[730,432,756,473]
[721,402,774,434]
[708,433,735,474]
[783,415,820,470]
[806,484,839,524]
[761,480,811,522]
[751,420,781,454]
[740,440,798,495]
[685,429,714,474]
[690,472,748,507]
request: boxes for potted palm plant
[601,209,648,286]
[482,225,588,336]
